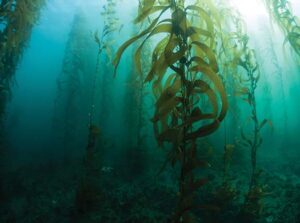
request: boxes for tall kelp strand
[113,0,228,221]
[220,9,270,222]
[0,0,45,199]
[74,0,120,221]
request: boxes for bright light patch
[231,0,267,20]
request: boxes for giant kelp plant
[114,0,228,221]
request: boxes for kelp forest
[0,0,300,222]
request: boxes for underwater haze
[1,0,300,222]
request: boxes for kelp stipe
[236,41,265,223]
[113,0,228,221]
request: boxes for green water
[0,0,300,222]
